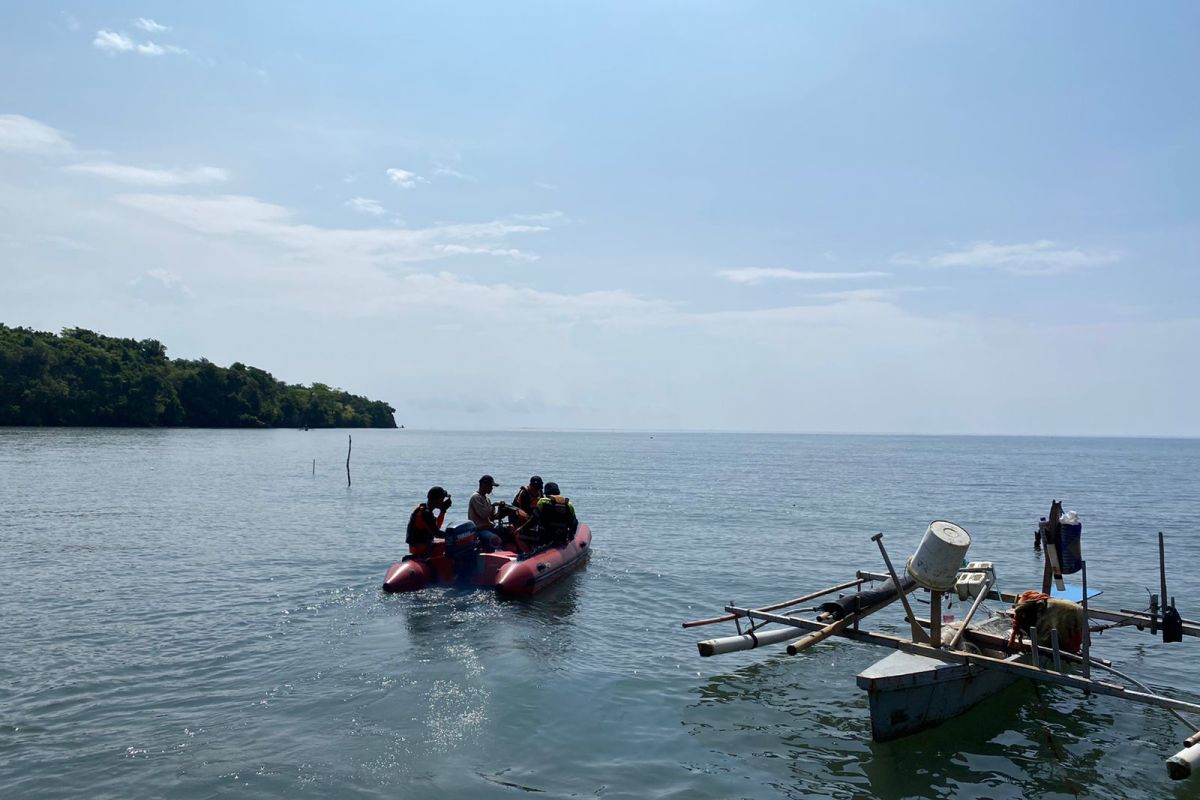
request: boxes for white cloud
[115,192,548,264]
[93,29,187,57]
[345,196,386,216]
[94,30,135,53]
[65,162,228,186]
[432,163,472,181]
[716,268,890,286]
[135,18,169,33]
[510,211,565,223]
[0,114,73,154]
[386,167,427,188]
[128,269,194,304]
[433,244,538,261]
[924,240,1120,275]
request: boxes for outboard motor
[443,521,480,578]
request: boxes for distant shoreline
[0,324,397,429]
[4,427,1188,442]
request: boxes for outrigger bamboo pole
[726,604,1200,718]
[785,589,914,656]
[858,569,1200,639]
[1168,742,1200,780]
[946,578,994,650]
[871,533,930,644]
[698,623,809,656]
[682,578,867,629]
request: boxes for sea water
[1,429,1198,799]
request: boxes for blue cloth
[476,529,501,552]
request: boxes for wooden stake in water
[312,459,315,476]
[346,434,352,487]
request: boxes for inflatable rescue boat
[382,521,591,597]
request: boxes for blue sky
[1,2,1197,434]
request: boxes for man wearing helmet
[517,481,578,551]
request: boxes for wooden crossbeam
[725,605,1200,717]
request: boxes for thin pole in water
[1160,531,1169,636]
[346,434,352,487]
[1081,560,1091,689]
[312,459,315,476]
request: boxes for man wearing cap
[468,475,503,552]
[512,476,544,522]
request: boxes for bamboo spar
[682,577,867,629]
[785,586,914,655]
[727,604,1200,717]
[697,577,917,657]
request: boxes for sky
[1,2,1197,435]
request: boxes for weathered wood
[857,568,1200,638]
[1168,741,1200,780]
[346,434,352,487]
[725,605,1200,717]
[786,590,911,655]
[1160,531,1169,634]
[1081,561,1091,682]
[871,533,930,643]
[947,577,993,650]
[682,577,866,629]
[930,591,942,648]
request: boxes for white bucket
[906,520,971,591]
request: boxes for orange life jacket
[406,503,440,545]
[514,485,542,515]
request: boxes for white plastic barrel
[906,520,971,591]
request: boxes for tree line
[0,324,397,428]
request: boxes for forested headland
[0,324,397,428]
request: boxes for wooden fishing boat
[683,505,1200,782]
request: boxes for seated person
[406,486,451,557]
[467,474,503,552]
[512,475,544,522]
[517,481,578,550]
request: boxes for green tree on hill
[0,324,397,428]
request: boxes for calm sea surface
[2,430,1199,799]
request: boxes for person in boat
[467,475,503,552]
[517,481,578,550]
[406,486,452,557]
[512,475,544,522]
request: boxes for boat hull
[496,524,592,597]
[382,523,591,596]
[856,649,1021,741]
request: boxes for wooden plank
[726,605,1200,717]
[681,577,866,628]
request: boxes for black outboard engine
[443,521,480,578]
